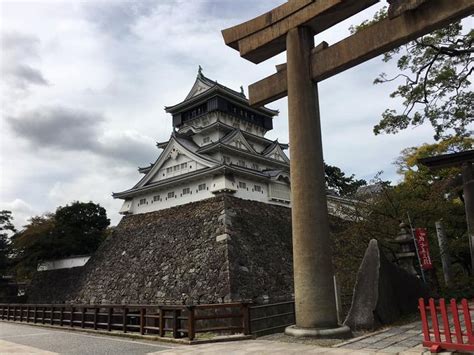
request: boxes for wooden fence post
[159,307,165,337]
[81,307,85,328]
[461,299,473,344]
[50,306,54,325]
[70,306,75,328]
[428,298,441,343]
[187,306,195,341]
[439,299,452,344]
[122,307,128,333]
[172,309,181,338]
[60,307,64,326]
[107,307,113,331]
[94,307,98,330]
[140,308,146,335]
[241,303,251,335]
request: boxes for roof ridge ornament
[197,65,203,77]
[240,85,245,97]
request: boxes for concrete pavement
[0,321,442,354]
[0,322,173,354]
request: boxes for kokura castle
[114,68,292,215]
[27,68,359,306]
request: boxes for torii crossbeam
[222,0,474,338]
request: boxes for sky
[0,0,453,229]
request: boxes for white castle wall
[37,256,91,271]
[123,173,290,215]
[151,154,207,183]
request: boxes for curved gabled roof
[262,141,290,164]
[121,133,220,192]
[177,120,288,149]
[220,129,257,154]
[164,69,279,117]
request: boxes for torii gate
[222,0,474,338]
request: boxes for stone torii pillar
[286,27,345,336]
[222,0,473,337]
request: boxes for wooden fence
[249,301,295,336]
[0,303,250,341]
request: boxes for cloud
[97,130,158,166]
[7,106,156,165]
[0,199,37,230]
[200,0,285,20]
[7,106,103,151]
[82,0,158,39]
[1,32,49,91]
[8,65,48,87]
[1,0,441,227]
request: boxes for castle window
[238,160,246,167]
[139,198,146,205]
[223,156,231,164]
[182,187,190,195]
[252,163,259,170]
[203,137,210,143]
[198,183,206,191]
[153,195,160,202]
[166,167,172,173]
[174,165,179,171]
[238,181,246,189]
[181,162,188,169]
[168,191,175,198]
[254,185,261,192]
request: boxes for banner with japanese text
[414,228,433,270]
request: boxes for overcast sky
[1,0,451,228]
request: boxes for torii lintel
[243,0,474,107]
[221,0,379,64]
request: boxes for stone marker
[344,239,430,331]
[435,220,453,287]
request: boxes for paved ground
[334,321,425,353]
[0,322,173,354]
[149,341,429,355]
[0,321,447,354]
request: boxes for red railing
[418,298,474,353]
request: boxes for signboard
[415,228,433,270]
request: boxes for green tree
[346,138,473,293]
[325,163,367,197]
[0,211,16,275]
[11,201,109,280]
[53,202,110,257]
[351,9,473,140]
[10,214,55,280]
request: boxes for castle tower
[113,68,291,215]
